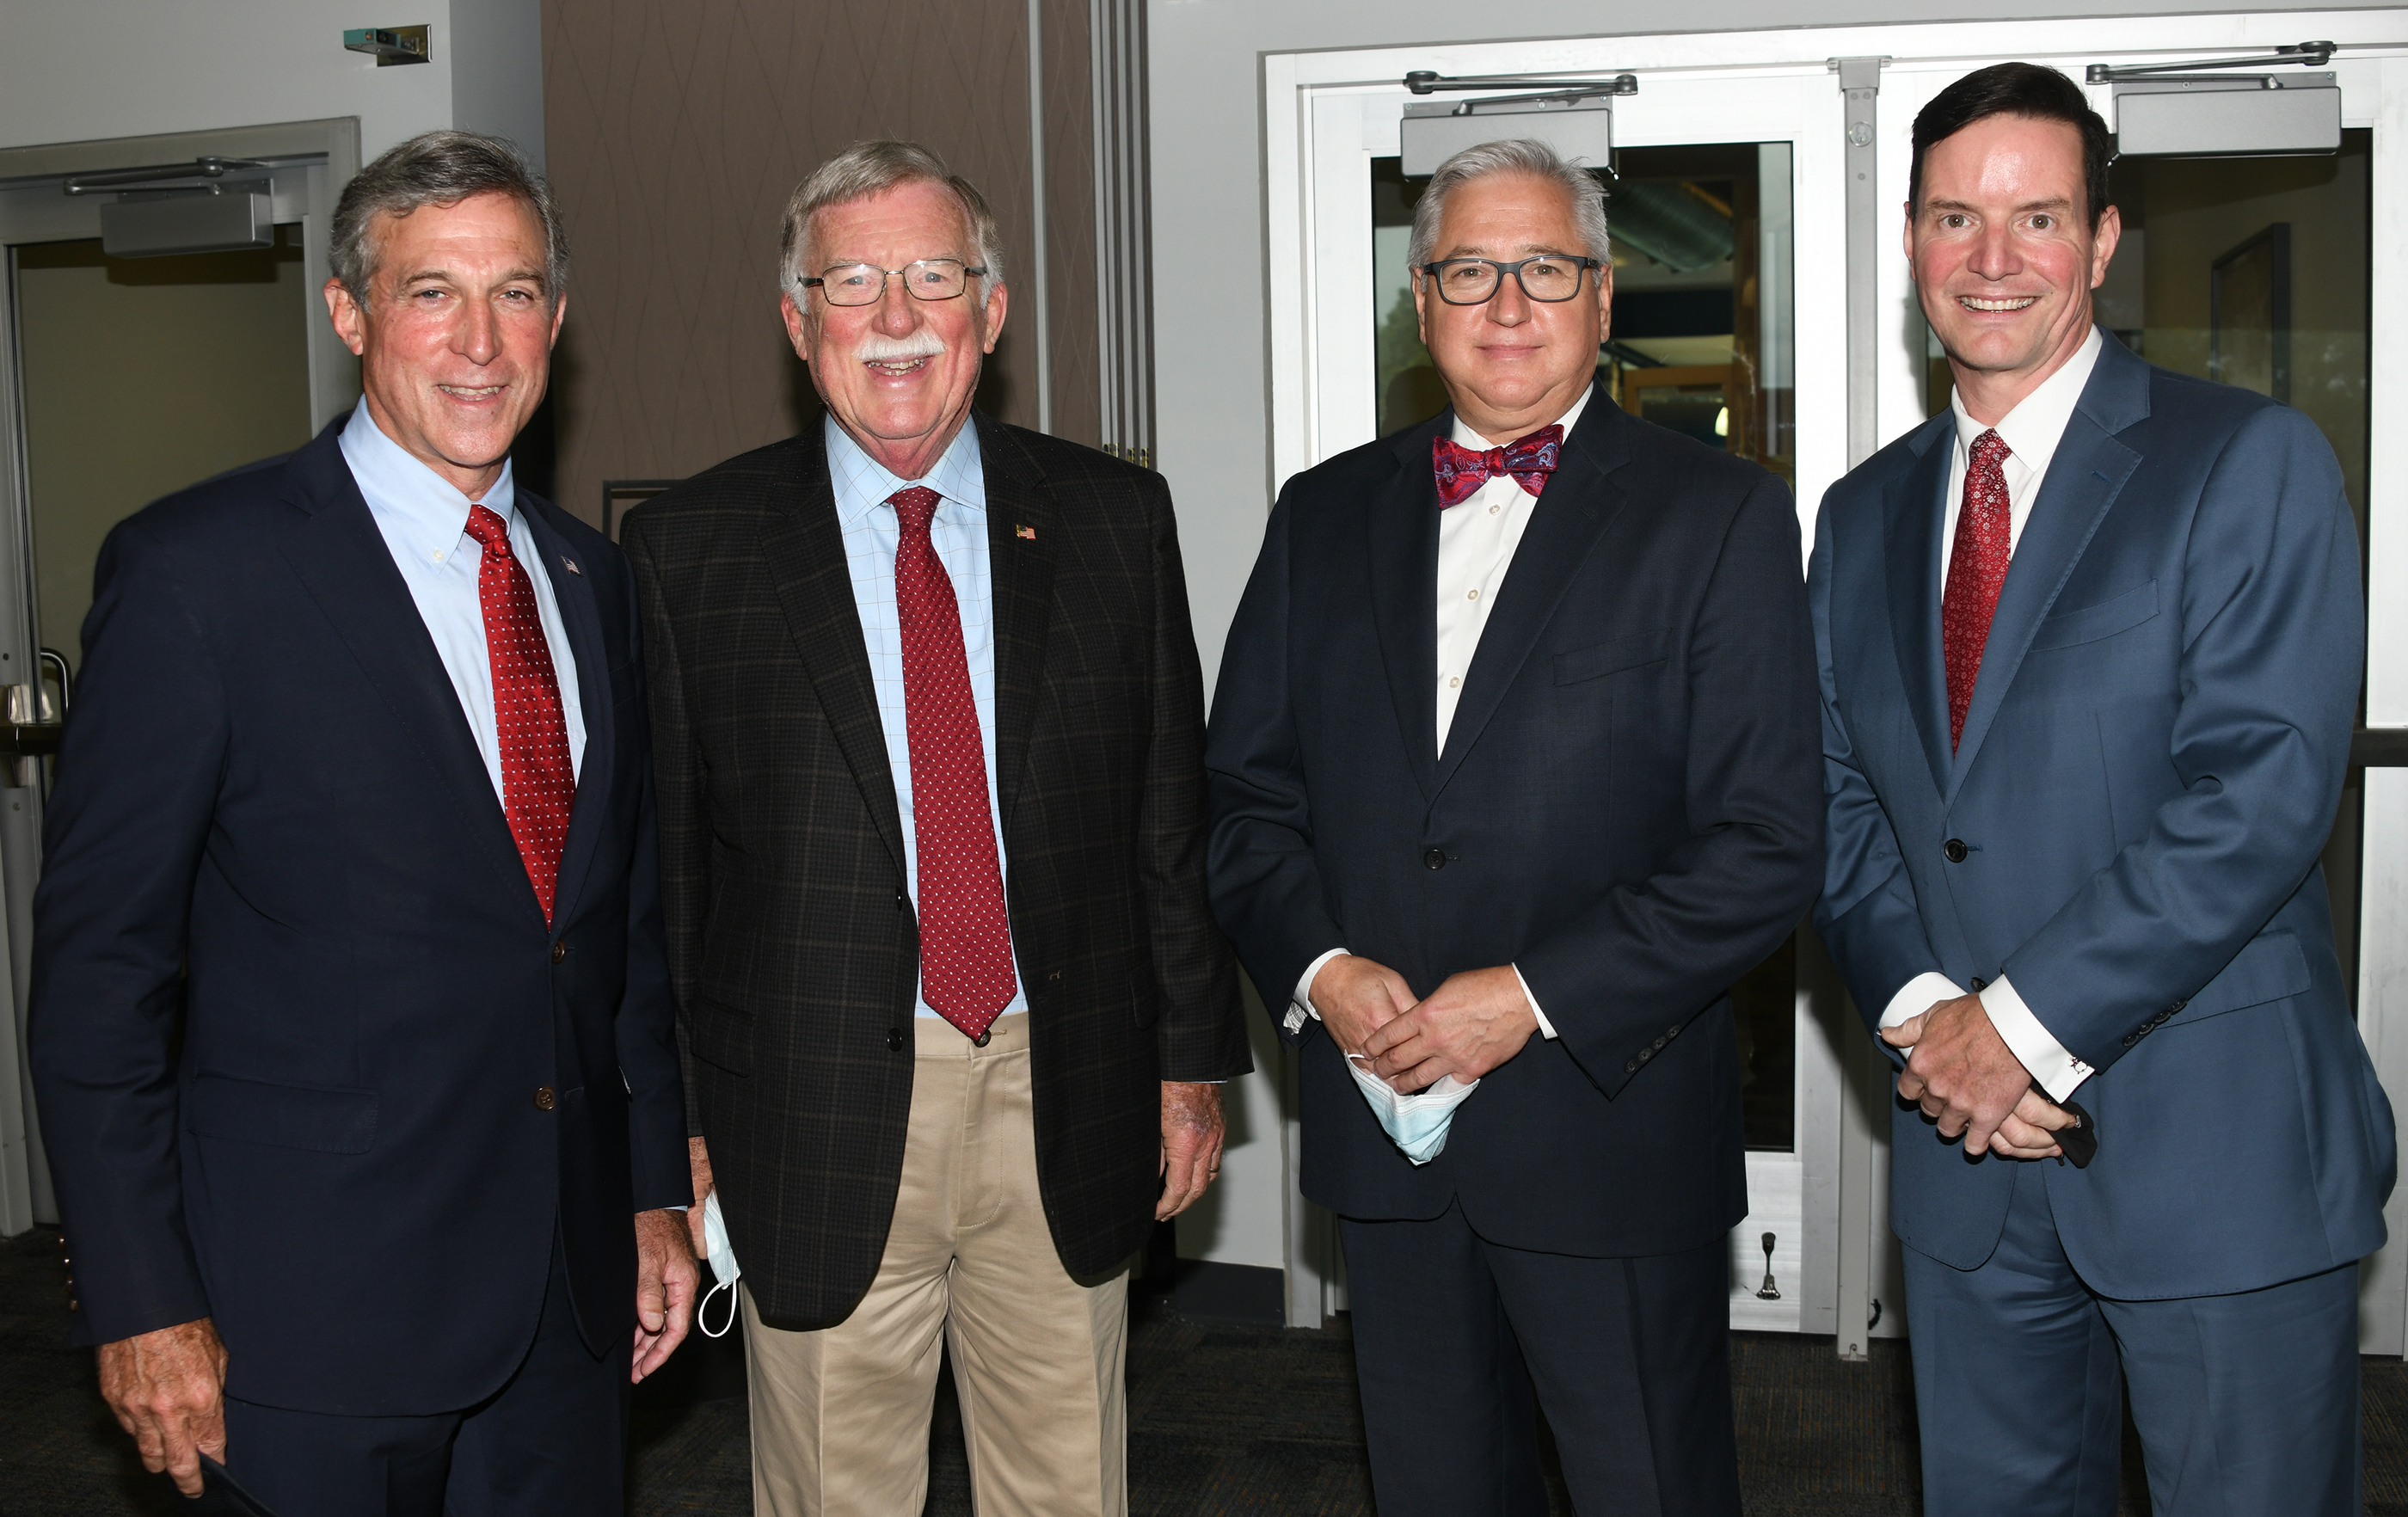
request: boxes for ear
[780,292,813,362]
[1412,267,1430,348]
[979,277,1009,355]
[1594,261,1614,346]
[2087,203,2124,291]
[324,277,367,359]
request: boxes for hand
[1158,1082,1226,1220]
[1883,994,2052,1157]
[1987,1087,2075,1161]
[685,1134,714,1259]
[1362,965,1538,1093]
[97,1317,227,1496]
[1308,954,1417,1056]
[632,1207,698,1383]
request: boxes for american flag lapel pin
[562,556,582,575]
[1016,524,1036,540]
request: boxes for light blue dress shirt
[339,398,587,797]
[826,414,1026,1022]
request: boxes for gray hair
[1406,138,1612,275]
[778,140,1005,304]
[331,131,566,306]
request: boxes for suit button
[550,939,568,964]
[1625,1059,1639,1073]
[1653,1035,1668,1050]
[1665,1023,1680,1040]
[1969,976,1987,992]
[2170,998,2188,1013]
[2122,1033,2140,1047]
[533,1086,556,1111]
[887,1028,906,1052]
[1637,1047,1653,1064]
[896,890,908,911]
[1423,848,1447,870]
[1943,838,1968,863]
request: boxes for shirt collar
[338,396,516,565]
[1950,323,2104,477]
[826,413,987,530]
[1452,385,1593,451]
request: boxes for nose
[1967,222,2021,283]
[1485,268,1533,328]
[875,274,919,337]
[457,295,501,365]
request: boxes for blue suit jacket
[28,421,689,1415]
[1207,388,1823,1255]
[1811,331,2393,1298]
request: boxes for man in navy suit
[29,132,694,1514]
[1207,138,1821,1514]
[1813,64,2393,1515]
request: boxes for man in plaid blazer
[623,141,1248,1516]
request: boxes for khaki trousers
[741,1012,1130,1517]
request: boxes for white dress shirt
[826,415,1028,1023]
[339,398,587,797]
[1877,326,2105,1101]
[1290,394,1591,1041]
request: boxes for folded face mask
[698,1189,742,1339]
[1345,1053,1479,1164]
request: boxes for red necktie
[1941,430,2013,752]
[891,487,1018,1043]
[1432,425,1564,507]
[463,504,575,924]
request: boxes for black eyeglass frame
[801,258,990,305]
[1416,255,1606,305]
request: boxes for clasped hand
[1883,992,2072,1159]
[1312,955,1538,1092]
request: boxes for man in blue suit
[1813,63,2393,1515]
[29,132,694,1513]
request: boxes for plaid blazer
[623,415,1249,1329]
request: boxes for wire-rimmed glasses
[1418,255,1603,305]
[802,259,987,305]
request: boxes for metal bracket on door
[1,652,71,788]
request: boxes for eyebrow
[1923,195,2075,215]
[396,264,548,288]
[1432,243,1583,261]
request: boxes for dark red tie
[1941,430,2013,752]
[891,487,1018,1043]
[463,505,575,924]
[1432,425,1564,507]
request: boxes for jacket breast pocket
[2170,930,2312,1029]
[1555,628,1670,685]
[685,998,754,1075]
[2029,580,2159,652]
[186,1072,378,1154]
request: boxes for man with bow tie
[1207,138,1822,1514]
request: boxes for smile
[436,384,507,398]
[865,357,932,377]
[1957,295,2039,312]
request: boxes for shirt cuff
[1287,947,1351,1035]
[1510,964,1557,1040]
[1878,971,1967,1029]
[1980,974,2094,1101]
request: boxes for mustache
[853,330,948,363]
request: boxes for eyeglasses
[1418,255,1603,305]
[802,259,986,306]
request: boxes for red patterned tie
[463,505,576,924]
[891,487,1018,1043]
[1941,430,2013,752]
[1432,425,1564,507]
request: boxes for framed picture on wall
[601,479,680,543]
[2211,223,2292,403]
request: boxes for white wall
[0,0,542,163]
[1152,0,2359,1275]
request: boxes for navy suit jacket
[1207,387,1824,1255]
[28,420,689,1416]
[1812,330,2394,1298]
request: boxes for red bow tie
[1432,425,1564,507]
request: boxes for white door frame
[1264,10,2408,1349]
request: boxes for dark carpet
[9,1225,2408,1514]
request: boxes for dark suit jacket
[1206,385,1824,1256]
[622,414,1249,1330]
[28,420,689,1416]
[1813,331,2394,1296]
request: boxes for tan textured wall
[541,0,1097,527]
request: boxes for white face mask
[1345,1053,1480,1164]
[697,1189,742,1339]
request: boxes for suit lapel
[757,426,909,879]
[272,427,539,921]
[975,417,1057,831]
[1948,371,2146,798]
[1884,418,1956,796]
[1433,386,1628,794]
[1367,420,1445,804]
[520,503,612,928]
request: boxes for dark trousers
[222,1232,630,1517]
[1904,1158,2363,1517]
[1339,1201,1740,1517]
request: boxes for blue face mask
[1345,1053,1480,1164]
[698,1190,742,1339]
